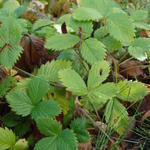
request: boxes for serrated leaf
[31,100,61,120]
[117,80,148,102]
[105,99,129,135]
[70,118,90,142]
[0,127,16,150]
[73,7,102,21]
[45,34,80,51]
[128,38,150,61]
[88,83,118,110]
[0,17,23,68]
[88,61,110,89]
[80,0,120,17]
[34,129,78,150]
[59,68,87,95]
[81,38,106,64]
[0,76,14,98]
[6,90,33,117]
[107,12,135,45]
[36,118,62,137]
[27,76,49,105]
[37,60,72,83]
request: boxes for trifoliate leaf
[34,129,78,150]
[59,68,87,95]
[0,127,16,150]
[117,80,148,102]
[0,17,23,68]
[36,118,62,137]
[27,76,49,105]
[73,7,102,21]
[105,99,129,135]
[45,34,80,51]
[80,0,120,17]
[128,38,150,61]
[6,90,33,117]
[106,12,135,45]
[70,118,90,143]
[81,38,106,64]
[88,61,110,89]
[37,60,72,83]
[31,100,61,120]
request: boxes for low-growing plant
[0,0,150,149]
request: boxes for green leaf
[105,99,129,135]
[70,118,90,143]
[0,127,16,150]
[80,0,120,17]
[0,76,14,98]
[59,68,87,95]
[6,90,33,117]
[73,7,102,21]
[36,118,62,137]
[0,17,23,68]
[128,38,150,61]
[27,76,49,105]
[14,139,28,150]
[37,60,72,82]
[35,129,78,150]
[81,38,106,64]
[31,100,61,120]
[45,34,80,51]
[117,80,148,102]
[106,12,135,45]
[88,61,110,89]
[88,83,118,109]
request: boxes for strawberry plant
[0,0,150,149]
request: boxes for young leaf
[36,118,62,137]
[81,38,106,64]
[27,76,49,105]
[0,17,23,68]
[88,61,110,89]
[128,38,150,61]
[45,34,80,51]
[117,80,148,102]
[70,118,90,143]
[59,68,87,95]
[37,60,72,83]
[73,7,102,21]
[105,99,129,135]
[106,12,135,45]
[0,127,16,150]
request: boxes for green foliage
[0,17,23,68]
[81,38,106,64]
[0,127,16,150]
[0,76,14,98]
[35,118,78,150]
[70,118,90,143]
[117,80,148,102]
[73,7,102,21]
[105,99,129,135]
[45,34,80,51]
[59,68,87,95]
[37,60,72,83]
[128,38,150,61]
[6,77,61,119]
